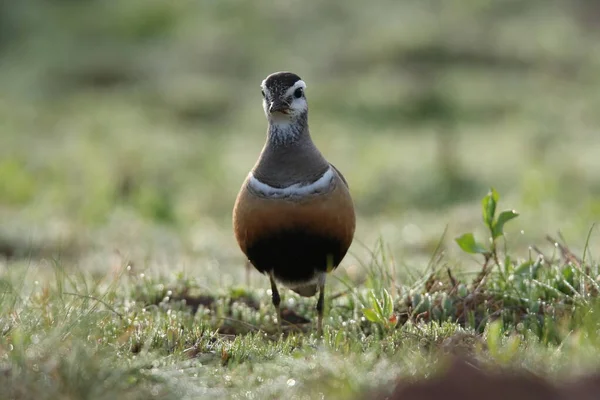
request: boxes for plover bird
[233,71,355,333]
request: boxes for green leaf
[383,289,394,318]
[492,210,519,239]
[562,265,575,285]
[362,308,381,323]
[486,320,503,357]
[369,291,384,318]
[457,284,468,298]
[455,233,489,255]
[482,188,499,229]
[503,334,521,363]
[504,255,514,274]
[514,260,534,277]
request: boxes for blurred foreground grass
[3,1,600,398]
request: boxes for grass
[3,190,600,399]
[4,1,600,398]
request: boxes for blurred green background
[2,0,600,280]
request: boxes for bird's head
[260,72,307,124]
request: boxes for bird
[232,71,355,334]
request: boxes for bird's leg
[316,274,326,335]
[269,273,282,332]
[245,260,252,288]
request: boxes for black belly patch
[246,229,348,284]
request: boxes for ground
[2,1,600,399]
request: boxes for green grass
[4,1,600,398]
[3,190,600,399]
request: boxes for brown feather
[233,169,355,287]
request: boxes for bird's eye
[293,88,303,98]
[261,90,265,98]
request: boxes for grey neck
[252,113,330,188]
[266,112,308,146]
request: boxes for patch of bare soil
[368,356,600,400]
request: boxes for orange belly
[233,176,355,284]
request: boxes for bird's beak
[269,100,290,114]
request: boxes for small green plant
[455,188,519,265]
[362,289,397,330]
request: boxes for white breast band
[248,167,334,198]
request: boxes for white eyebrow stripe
[248,166,333,198]
[284,80,306,97]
